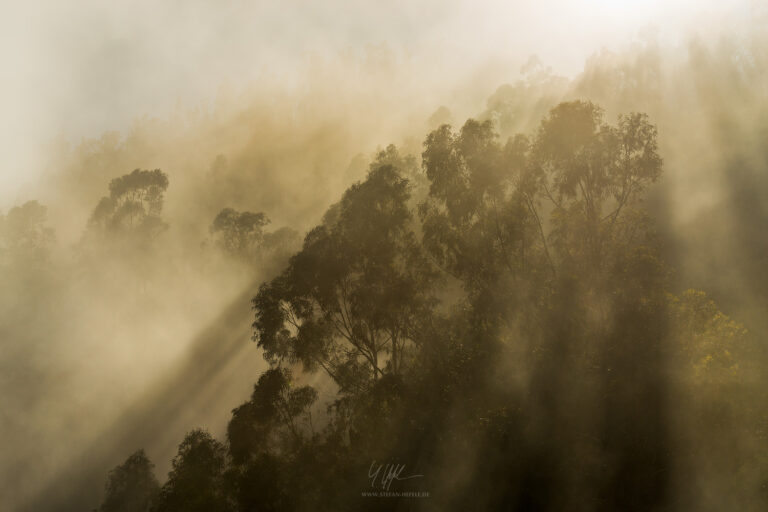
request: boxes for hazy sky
[0,0,750,205]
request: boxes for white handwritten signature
[368,461,424,491]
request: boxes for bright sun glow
[576,0,735,29]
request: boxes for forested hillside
[94,100,767,511]
[3,16,768,511]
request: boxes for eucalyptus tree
[100,450,159,512]
[88,169,169,241]
[253,150,435,392]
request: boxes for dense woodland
[57,101,761,511]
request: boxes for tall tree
[531,101,662,279]
[152,430,233,512]
[99,450,159,512]
[226,368,318,512]
[88,169,169,240]
[252,149,435,392]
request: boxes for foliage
[252,147,436,392]
[210,209,269,258]
[151,429,233,512]
[227,368,317,464]
[209,208,301,264]
[88,169,169,240]
[100,450,159,512]
[669,289,748,383]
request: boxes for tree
[88,169,169,240]
[210,208,270,259]
[418,101,664,328]
[419,118,546,310]
[418,102,669,509]
[226,368,317,512]
[0,200,55,267]
[208,208,301,269]
[99,450,159,512]
[669,289,748,384]
[531,101,662,278]
[261,227,301,262]
[252,149,435,392]
[152,430,233,512]
[228,368,317,464]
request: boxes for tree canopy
[152,430,233,512]
[100,450,159,512]
[88,169,169,240]
[253,148,435,392]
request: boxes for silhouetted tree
[99,450,159,512]
[253,152,435,392]
[88,169,169,240]
[228,368,316,464]
[226,368,318,512]
[152,430,233,512]
[210,209,269,259]
[209,208,300,266]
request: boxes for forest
[81,100,764,512]
[2,4,768,512]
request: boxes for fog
[1,1,766,511]
[0,0,746,201]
